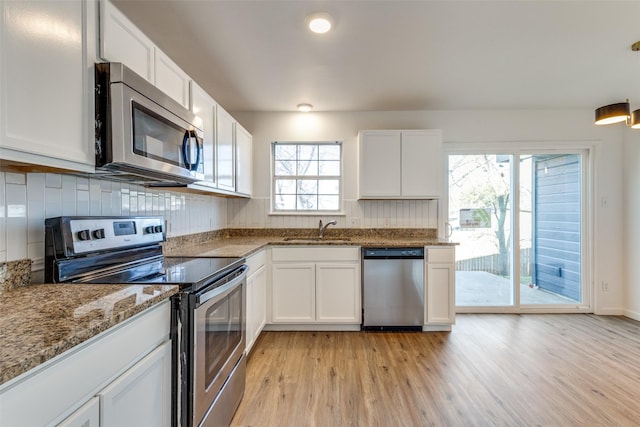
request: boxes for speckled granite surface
[0,259,32,290]
[164,228,456,258]
[0,283,178,386]
[1,227,453,387]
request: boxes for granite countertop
[164,228,457,258]
[0,283,179,386]
[1,228,453,387]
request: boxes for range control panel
[48,216,166,255]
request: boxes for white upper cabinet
[235,122,253,197]
[358,129,443,199]
[401,130,442,197]
[216,105,235,192]
[190,81,217,188]
[189,83,252,198]
[99,0,190,108]
[154,48,190,108]
[358,131,402,197]
[99,0,155,83]
[0,0,96,172]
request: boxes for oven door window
[202,285,242,387]
[132,102,199,170]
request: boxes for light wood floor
[231,314,640,426]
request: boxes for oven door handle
[195,265,247,307]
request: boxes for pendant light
[594,41,640,128]
[631,109,640,129]
[594,101,630,125]
[594,99,640,128]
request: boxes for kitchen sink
[282,237,352,243]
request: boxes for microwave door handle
[181,130,201,171]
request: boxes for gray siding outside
[532,154,581,301]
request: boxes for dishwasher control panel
[363,247,424,259]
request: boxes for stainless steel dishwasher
[362,247,425,331]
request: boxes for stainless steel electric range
[44,216,247,427]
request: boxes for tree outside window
[272,142,342,212]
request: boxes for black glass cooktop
[81,256,244,287]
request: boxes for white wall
[623,130,640,320]
[229,111,441,229]
[234,108,625,315]
[0,172,227,270]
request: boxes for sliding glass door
[448,151,587,311]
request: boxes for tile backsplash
[0,172,227,267]
[0,172,438,270]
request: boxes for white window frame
[270,141,343,214]
[443,141,593,314]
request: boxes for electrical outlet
[383,218,391,226]
[350,217,360,227]
[602,281,609,292]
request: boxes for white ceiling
[112,0,640,114]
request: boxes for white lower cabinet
[316,263,361,322]
[246,250,267,353]
[271,247,361,327]
[424,246,456,330]
[272,263,316,322]
[0,301,171,427]
[57,397,100,427]
[98,340,171,427]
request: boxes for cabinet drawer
[272,247,359,262]
[246,249,266,273]
[425,247,455,263]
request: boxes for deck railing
[455,248,532,276]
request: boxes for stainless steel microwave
[95,62,204,185]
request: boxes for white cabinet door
[401,130,442,198]
[99,0,155,83]
[358,131,401,198]
[272,263,315,323]
[316,263,361,323]
[235,123,253,197]
[154,48,190,108]
[216,105,235,192]
[271,247,361,326]
[99,340,172,427]
[254,263,267,335]
[246,263,267,352]
[190,82,217,187]
[0,0,94,172]
[358,129,442,199]
[425,247,456,325]
[57,397,100,427]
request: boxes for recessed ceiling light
[306,12,333,34]
[297,103,313,112]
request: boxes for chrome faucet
[318,219,337,237]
